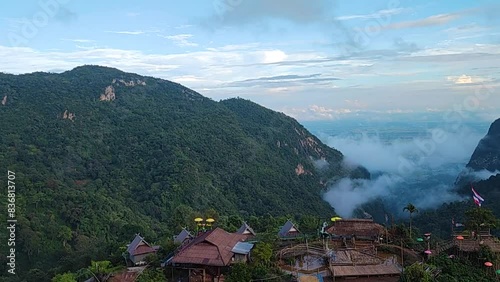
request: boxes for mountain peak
[466,118,500,172]
[68,64,124,73]
[486,118,500,136]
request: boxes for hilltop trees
[465,207,499,237]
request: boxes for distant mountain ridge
[0,65,367,277]
[466,118,500,172]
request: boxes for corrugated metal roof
[232,242,254,255]
[174,228,193,244]
[237,222,256,236]
[279,220,300,237]
[126,234,157,256]
[171,228,247,266]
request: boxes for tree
[465,207,499,238]
[136,267,166,282]
[226,263,251,282]
[401,263,432,282]
[87,260,114,281]
[403,203,418,239]
[58,226,72,247]
[51,272,77,282]
[251,242,273,266]
[298,214,319,235]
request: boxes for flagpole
[471,184,484,208]
[451,217,454,235]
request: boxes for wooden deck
[330,264,401,278]
[452,238,500,253]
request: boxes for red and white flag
[472,186,484,207]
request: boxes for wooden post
[401,240,404,267]
[451,218,454,235]
[386,227,388,244]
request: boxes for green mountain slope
[0,65,367,278]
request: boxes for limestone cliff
[99,85,116,101]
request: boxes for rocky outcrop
[99,85,116,101]
[295,163,312,175]
[466,118,500,172]
[294,127,325,158]
[62,110,75,121]
[112,78,146,86]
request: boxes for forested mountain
[0,65,367,279]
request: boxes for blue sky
[1,0,499,121]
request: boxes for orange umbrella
[484,262,493,267]
[456,236,464,240]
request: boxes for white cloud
[175,24,193,29]
[1,37,499,120]
[105,31,147,35]
[61,38,95,43]
[160,34,198,47]
[447,74,489,84]
[206,43,261,52]
[283,105,354,121]
[335,8,407,21]
[267,87,290,93]
[262,50,287,63]
[170,75,205,83]
[385,12,462,30]
[126,12,141,17]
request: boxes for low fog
[320,124,495,218]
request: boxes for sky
[1,0,499,121]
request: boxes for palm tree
[403,203,418,239]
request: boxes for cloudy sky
[1,0,499,121]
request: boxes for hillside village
[70,210,500,282]
[1,68,499,282]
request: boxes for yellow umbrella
[206,218,215,223]
[331,216,342,222]
[194,217,203,222]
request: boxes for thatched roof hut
[326,219,384,240]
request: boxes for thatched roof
[330,264,401,277]
[326,219,384,238]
